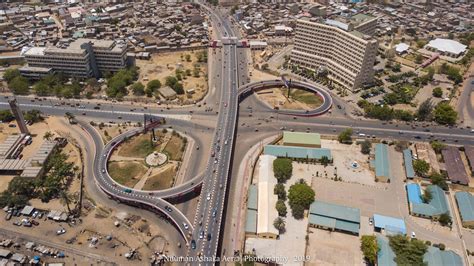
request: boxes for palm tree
[273,217,286,233]
[43,131,54,141]
[59,191,74,215]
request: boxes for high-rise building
[290,16,378,91]
[20,38,129,79]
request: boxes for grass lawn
[163,135,186,161]
[118,133,163,158]
[108,161,147,188]
[142,165,177,190]
[282,88,324,108]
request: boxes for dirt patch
[142,164,177,191]
[163,134,186,161]
[256,87,323,111]
[107,161,147,188]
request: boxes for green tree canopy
[413,159,430,177]
[24,109,44,124]
[433,102,457,125]
[273,158,293,183]
[416,99,433,121]
[9,76,29,95]
[131,82,145,96]
[388,235,428,266]
[147,79,162,92]
[0,110,14,123]
[361,235,378,266]
[429,172,448,191]
[288,180,315,219]
[338,128,353,143]
[273,217,285,232]
[438,212,452,227]
[274,183,286,200]
[3,68,21,83]
[275,199,287,217]
[360,140,372,155]
[430,140,445,154]
[432,87,443,98]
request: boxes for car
[207,233,211,241]
[94,106,100,110]
[123,188,132,193]
[191,239,196,249]
[31,220,39,226]
[207,193,211,201]
[183,222,189,230]
[224,140,228,145]
[369,217,373,225]
[411,231,416,239]
[57,228,66,235]
[199,231,204,239]
[212,209,217,217]
[13,220,22,226]
[102,169,106,173]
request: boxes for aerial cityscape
[0,0,473,265]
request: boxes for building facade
[291,18,378,91]
[21,38,128,79]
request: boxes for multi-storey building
[20,38,128,79]
[290,16,378,91]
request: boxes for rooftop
[409,185,449,217]
[257,155,279,236]
[441,146,470,185]
[376,235,396,266]
[309,200,360,234]
[425,38,467,56]
[264,145,331,160]
[455,191,474,222]
[423,246,463,266]
[247,184,258,211]
[375,144,390,178]
[283,131,321,146]
[373,214,406,235]
[403,149,415,179]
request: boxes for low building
[256,155,279,239]
[371,144,390,182]
[245,185,258,236]
[406,184,449,219]
[464,146,474,173]
[414,143,440,174]
[403,149,415,179]
[373,214,406,235]
[423,246,463,266]
[157,86,177,100]
[249,40,267,50]
[454,191,474,228]
[282,131,321,148]
[394,43,410,54]
[308,200,360,235]
[20,205,34,216]
[441,146,470,185]
[264,145,331,161]
[424,38,467,58]
[376,235,396,266]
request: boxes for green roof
[375,144,390,178]
[423,246,463,266]
[310,200,360,223]
[455,191,474,222]
[282,131,321,146]
[247,184,258,211]
[377,235,396,266]
[245,209,257,234]
[412,185,449,217]
[264,145,332,160]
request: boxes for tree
[288,180,315,219]
[9,76,29,95]
[185,54,191,62]
[274,183,286,200]
[147,79,161,92]
[430,140,445,154]
[422,188,432,203]
[338,128,353,143]
[438,212,452,227]
[34,81,51,96]
[3,68,21,83]
[273,158,293,183]
[0,110,14,122]
[413,159,430,177]
[131,82,145,96]
[416,99,433,121]
[433,102,457,125]
[59,190,74,214]
[275,200,287,217]
[432,87,443,98]
[24,110,43,124]
[320,156,330,166]
[43,131,54,141]
[392,63,401,72]
[430,172,448,191]
[415,54,424,64]
[360,140,372,155]
[388,235,428,266]
[273,217,285,233]
[360,235,378,266]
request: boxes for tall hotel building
[20,38,129,79]
[291,14,378,91]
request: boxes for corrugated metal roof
[282,131,321,146]
[423,246,463,266]
[406,183,423,204]
[245,209,257,234]
[403,149,415,179]
[441,147,469,185]
[464,146,474,170]
[264,145,332,160]
[375,144,390,178]
[310,200,360,223]
[257,155,279,236]
[410,185,449,217]
[455,191,474,222]
[373,214,406,235]
[247,184,258,211]
[376,235,396,266]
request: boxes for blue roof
[373,214,406,235]
[264,145,332,160]
[403,149,416,178]
[423,246,463,266]
[247,185,258,211]
[375,144,390,178]
[377,235,396,266]
[411,185,450,217]
[455,191,474,222]
[245,209,257,234]
[407,183,423,204]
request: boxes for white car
[411,231,416,239]
[57,228,66,235]
[206,193,211,201]
[183,223,189,230]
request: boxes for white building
[424,38,467,58]
[257,155,279,239]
